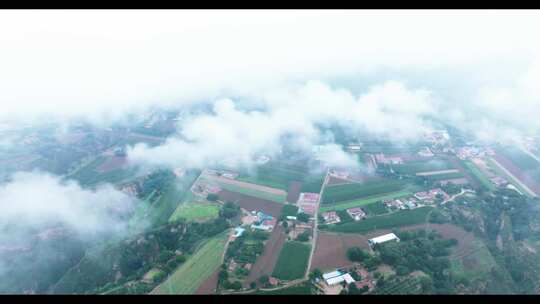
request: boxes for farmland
[237,161,325,193]
[69,155,139,187]
[169,202,220,222]
[323,206,432,234]
[493,148,540,195]
[362,201,389,215]
[217,190,283,218]
[152,232,229,294]
[462,160,495,191]
[310,232,371,271]
[319,190,411,212]
[321,180,408,204]
[271,241,311,280]
[245,226,287,287]
[392,159,455,175]
[486,158,533,197]
[200,175,286,203]
[422,172,465,182]
[150,171,200,225]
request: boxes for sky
[1,9,540,124]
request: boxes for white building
[323,271,356,286]
[368,233,400,247]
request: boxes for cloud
[1,10,540,124]
[0,171,137,244]
[127,80,436,170]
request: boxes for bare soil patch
[208,174,286,195]
[286,181,302,203]
[327,176,353,186]
[218,190,283,218]
[195,269,219,294]
[96,156,127,172]
[245,225,287,287]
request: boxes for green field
[150,172,201,225]
[322,180,407,204]
[423,172,465,182]
[362,201,389,215]
[169,202,220,222]
[237,161,325,193]
[319,190,412,212]
[392,159,455,175]
[272,241,311,281]
[462,160,495,191]
[152,231,229,294]
[324,206,432,233]
[68,156,138,187]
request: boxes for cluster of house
[297,192,319,216]
[417,146,434,157]
[384,197,421,210]
[319,266,375,294]
[374,153,404,165]
[205,168,238,179]
[455,146,495,160]
[490,176,509,187]
[250,211,277,232]
[424,130,450,145]
[118,183,138,197]
[384,188,450,210]
[192,181,222,197]
[414,188,450,203]
[346,143,362,153]
[329,169,350,179]
[321,207,367,225]
[232,210,277,238]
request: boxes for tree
[297,212,310,223]
[296,231,310,242]
[229,281,242,290]
[207,193,219,201]
[259,275,269,286]
[346,247,369,262]
[282,220,289,228]
[250,282,257,289]
[348,283,361,295]
[220,201,240,219]
[309,268,322,281]
[218,270,228,284]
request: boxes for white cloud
[0,171,136,243]
[128,80,436,169]
[1,10,540,123]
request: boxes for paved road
[305,167,330,279]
